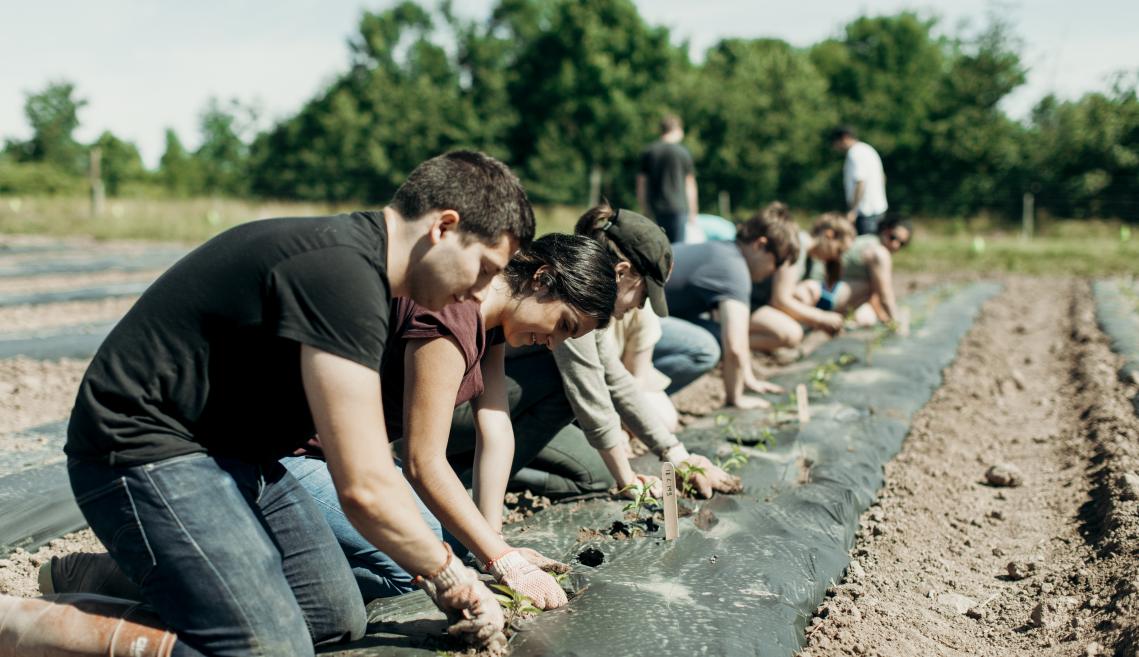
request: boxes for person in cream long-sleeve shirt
[549,204,740,499]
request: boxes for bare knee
[774,320,804,348]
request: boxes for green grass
[1,195,1135,276]
[893,231,1139,276]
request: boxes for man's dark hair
[829,125,857,143]
[877,213,913,235]
[391,150,536,247]
[660,114,683,135]
[503,233,617,329]
[737,201,800,267]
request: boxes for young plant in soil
[715,413,776,449]
[770,391,800,424]
[674,462,706,497]
[614,480,661,536]
[809,352,859,396]
[864,320,901,365]
[491,583,541,627]
[716,440,750,472]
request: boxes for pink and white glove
[417,545,507,651]
[487,549,568,610]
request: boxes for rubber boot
[38,553,142,601]
[0,593,176,657]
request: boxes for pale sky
[2,0,1135,168]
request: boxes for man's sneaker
[37,552,142,600]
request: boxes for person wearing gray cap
[555,203,741,497]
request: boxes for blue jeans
[654,316,722,394]
[654,211,687,244]
[282,455,442,600]
[855,212,884,235]
[68,454,366,657]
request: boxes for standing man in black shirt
[637,114,698,243]
[0,151,534,656]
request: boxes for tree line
[2,0,1137,222]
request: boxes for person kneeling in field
[43,234,616,615]
[658,206,801,409]
[800,213,913,331]
[508,205,742,499]
[749,210,856,357]
[287,233,616,607]
[7,151,531,657]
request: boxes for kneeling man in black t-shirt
[0,151,534,656]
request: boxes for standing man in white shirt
[831,126,888,235]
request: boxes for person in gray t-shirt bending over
[656,211,801,409]
[637,114,697,243]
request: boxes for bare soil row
[800,278,1139,657]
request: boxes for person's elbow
[769,294,797,315]
[402,452,433,487]
[337,480,386,525]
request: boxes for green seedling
[491,583,541,624]
[715,414,773,451]
[674,462,706,497]
[809,361,839,397]
[771,392,799,424]
[864,320,900,365]
[716,441,750,472]
[619,480,659,523]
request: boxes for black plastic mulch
[323,281,1000,657]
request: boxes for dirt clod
[984,462,1024,487]
[693,507,719,531]
[938,593,978,615]
[1119,472,1139,501]
[1007,561,1038,580]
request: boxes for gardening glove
[488,549,568,610]
[514,546,570,575]
[680,454,743,497]
[417,545,508,652]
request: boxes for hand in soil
[679,454,743,497]
[488,550,568,610]
[418,556,507,651]
[745,378,784,396]
[818,311,845,335]
[728,394,771,410]
[514,546,570,575]
[620,474,662,500]
[441,586,509,653]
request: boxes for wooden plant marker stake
[796,383,811,424]
[661,462,679,540]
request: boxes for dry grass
[1,195,1135,275]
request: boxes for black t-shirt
[65,212,391,466]
[639,141,695,216]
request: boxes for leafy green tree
[194,98,257,196]
[683,38,835,212]
[505,0,688,205]
[11,81,89,175]
[1028,73,1139,221]
[158,128,202,196]
[911,16,1028,216]
[250,1,488,202]
[91,131,146,196]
